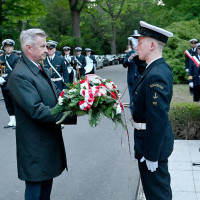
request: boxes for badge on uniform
[153,92,158,99]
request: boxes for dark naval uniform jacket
[185,48,197,71]
[132,57,174,162]
[8,52,77,182]
[189,55,200,86]
[123,50,141,86]
[0,53,19,81]
[43,54,69,90]
[72,55,86,77]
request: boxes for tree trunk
[71,10,81,38]
[110,23,117,54]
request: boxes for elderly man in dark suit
[8,28,77,200]
[132,21,174,200]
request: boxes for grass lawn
[172,84,193,103]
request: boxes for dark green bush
[163,20,200,84]
[169,102,200,139]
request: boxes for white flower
[92,78,101,84]
[99,87,107,96]
[58,96,63,105]
[116,104,122,114]
[69,88,77,93]
[105,82,113,91]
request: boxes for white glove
[186,69,189,73]
[0,77,6,85]
[189,82,194,88]
[140,156,158,172]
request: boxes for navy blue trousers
[138,159,172,200]
[25,179,53,200]
[1,83,15,115]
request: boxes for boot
[4,115,16,128]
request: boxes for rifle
[73,56,82,80]
[0,60,5,76]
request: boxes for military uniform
[63,46,74,83]
[0,39,19,128]
[71,47,86,79]
[85,48,97,74]
[185,39,198,72]
[132,21,174,200]
[44,40,69,90]
[43,54,69,90]
[188,46,200,102]
[123,49,146,115]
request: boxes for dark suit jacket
[132,58,174,161]
[8,52,77,182]
[188,55,200,86]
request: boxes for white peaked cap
[132,21,173,44]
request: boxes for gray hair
[20,28,47,52]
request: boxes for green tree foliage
[163,20,200,83]
[0,0,46,49]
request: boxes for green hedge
[169,102,200,139]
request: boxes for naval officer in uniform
[43,40,69,90]
[185,38,198,72]
[132,21,174,200]
[0,39,19,128]
[85,48,97,74]
[188,43,200,102]
[71,47,86,79]
[63,46,74,83]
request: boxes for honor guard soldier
[43,40,69,90]
[63,46,74,83]
[123,31,146,115]
[188,43,200,102]
[185,38,198,72]
[132,21,174,200]
[0,39,19,128]
[48,40,62,56]
[85,48,97,74]
[71,47,86,80]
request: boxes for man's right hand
[189,82,194,88]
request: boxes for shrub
[163,20,200,84]
[169,102,200,139]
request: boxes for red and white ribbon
[191,56,200,68]
[184,50,192,59]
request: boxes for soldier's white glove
[140,156,158,172]
[189,82,194,88]
[0,77,6,85]
[186,69,189,72]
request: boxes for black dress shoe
[4,125,14,128]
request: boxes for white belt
[132,121,146,130]
[51,77,63,82]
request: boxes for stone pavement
[137,140,200,200]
